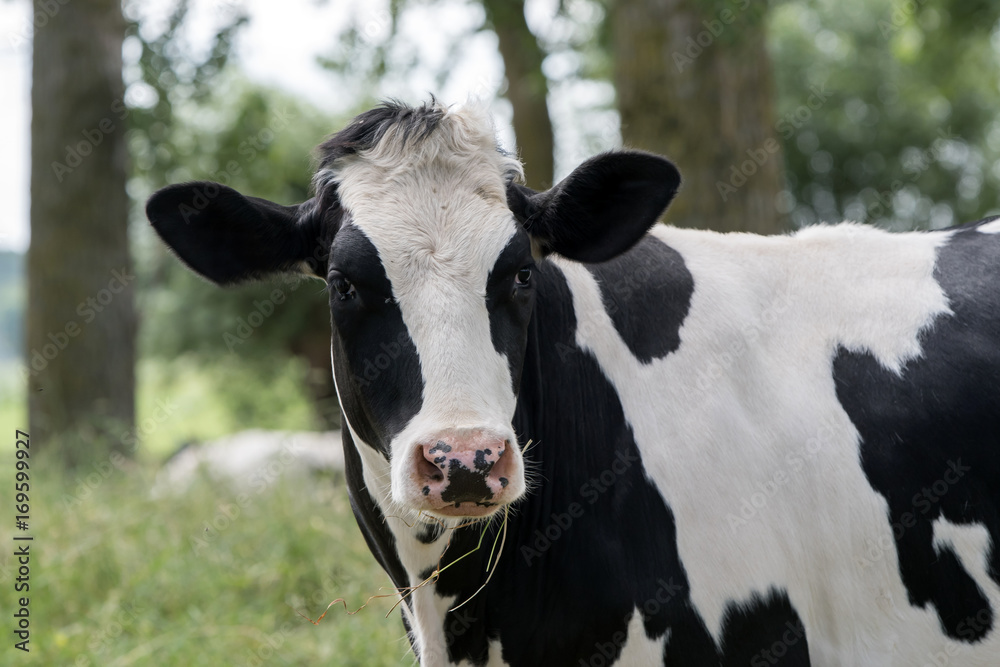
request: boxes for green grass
[0,460,410,666]
[0,356,412,665]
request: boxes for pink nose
[414,430,513,513]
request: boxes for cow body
[146,101,1000,666]
[349,219,1000,666]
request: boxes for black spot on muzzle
[440,459,496,506]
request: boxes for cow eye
[515,267,532,287]
[330,273,356,300]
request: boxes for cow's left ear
[507,151,681,263]
[146,181,329,285]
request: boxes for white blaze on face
[330,103,527,513]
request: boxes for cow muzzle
[410,428,520,517]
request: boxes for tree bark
[27,0,135,465]
[612,0,786,233]
[481,0,555,191]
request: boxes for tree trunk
[482,0,555,191]
[612,0,786,234]
[27,0,135,466]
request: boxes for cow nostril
[418,454,445,483]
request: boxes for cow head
[146,101,680,520]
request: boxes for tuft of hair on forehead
[312,99,523,196]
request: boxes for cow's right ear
[146,182,329,285]
[507,151,681,264]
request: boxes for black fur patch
[146,182,330,285]
[416,521,445,545]
[440,459,496,506]
[486,230,536,395]
[833,219,1000,641]
[718,589,810,666]
[587,235,694,364]
[506,151,681,263]
[315,100,445,170]
[330,223,423,457]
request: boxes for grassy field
[0,457,411,666]
[1,359,414,666]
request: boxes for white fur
[977,218,1000,234]
[550,223,998,664]
[616,610,667,663]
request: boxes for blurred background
[2,0,1000,663]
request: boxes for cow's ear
[508,151,681,263]
[146,181,328,285]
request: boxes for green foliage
[770,0,1000,229]
[134,356,319,459]
[122,0,336,361]
[0,458,406,665]
[122,0,249,190]
[121,0,342,430]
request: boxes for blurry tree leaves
[770,0,1000,229]
[123,1,341,430]
[123,0,249,189]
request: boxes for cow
[146,99,1000,666]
